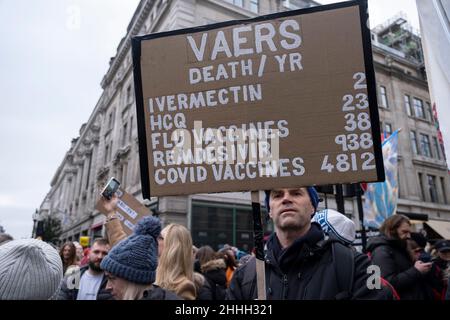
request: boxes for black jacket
[227,223,386,300]
[57,266,112,300]
[430,257,449,299]
[367,236,434,300]
[201,258,227,300]
[141,285,182,300]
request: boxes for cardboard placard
[95,188,151,236]
[132,1,384,198]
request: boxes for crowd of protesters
[0,187,449,300]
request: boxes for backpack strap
[243,256,256,284]
[331,241,354,300]
[242,256,274,299]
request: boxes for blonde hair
[155,224,195,298]
[121,281,151,300]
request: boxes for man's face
[63,246,72,260]
[89,243,110,272]
[76,246,83,260]
[269,188,314,231]
[397,222,412,240]
[438,250,450,261]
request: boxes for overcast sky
[0,0,429,239]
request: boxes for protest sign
[132,0,384,198]
[95,187,151,236]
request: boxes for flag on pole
[363,129,400,229]
[432,102,447,161]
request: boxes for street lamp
[32,209,44,239]
[32,209,38,238]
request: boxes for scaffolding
[373,12,423,64]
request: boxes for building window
[134,157,141,184]
[104,144,110,164]
[108,112,114,130]
[418,173,425,200]
[404,95,412,116]
[92,225,103,239]
[192,204,234,251]
[426,102,433,123]
[413,98,425,119]
[410,131,419,155]
[379,86,388,108]
[122,163,128,188]
[191,202,270,252]
[85,154,92,189]
[250,0,259,13]
[427,175,438,203]
[121,122,128,147]
[419,133,432,158]
[433,137,441,160]
[441,177,448,204]
[126,85,133,104]
[129,116,134,140]
[224,0,244,8]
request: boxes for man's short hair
[92,238,109,247]
[264,187,320,214]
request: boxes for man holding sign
[227,186,388,300]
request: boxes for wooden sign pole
[251,191,266,300]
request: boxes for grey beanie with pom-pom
[100,216,161,284]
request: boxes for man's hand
[414,260,432,274]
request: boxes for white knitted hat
[312,209,356,245]
[0,239,63,300]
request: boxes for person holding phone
[432,240,450,299]
[367,215,434,300]
[98,193,128,248]
[407,232,445,299]
[98,177,131,248]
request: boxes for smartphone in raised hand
[101,177,121,200]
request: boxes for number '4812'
[321,153,375,173]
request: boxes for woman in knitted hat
[100,215,179,300]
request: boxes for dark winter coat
[367,235,434,300]
[446,277,450,300]
[227,223,387,300]
[194,272,214,300]
[141,284,182,300]
[430,256,449,299]
[200,258,227,300]
[57,266,112,300]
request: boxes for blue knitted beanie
[100,216,161,284]
[264,187,320,215]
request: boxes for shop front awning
[424,220,450,239]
